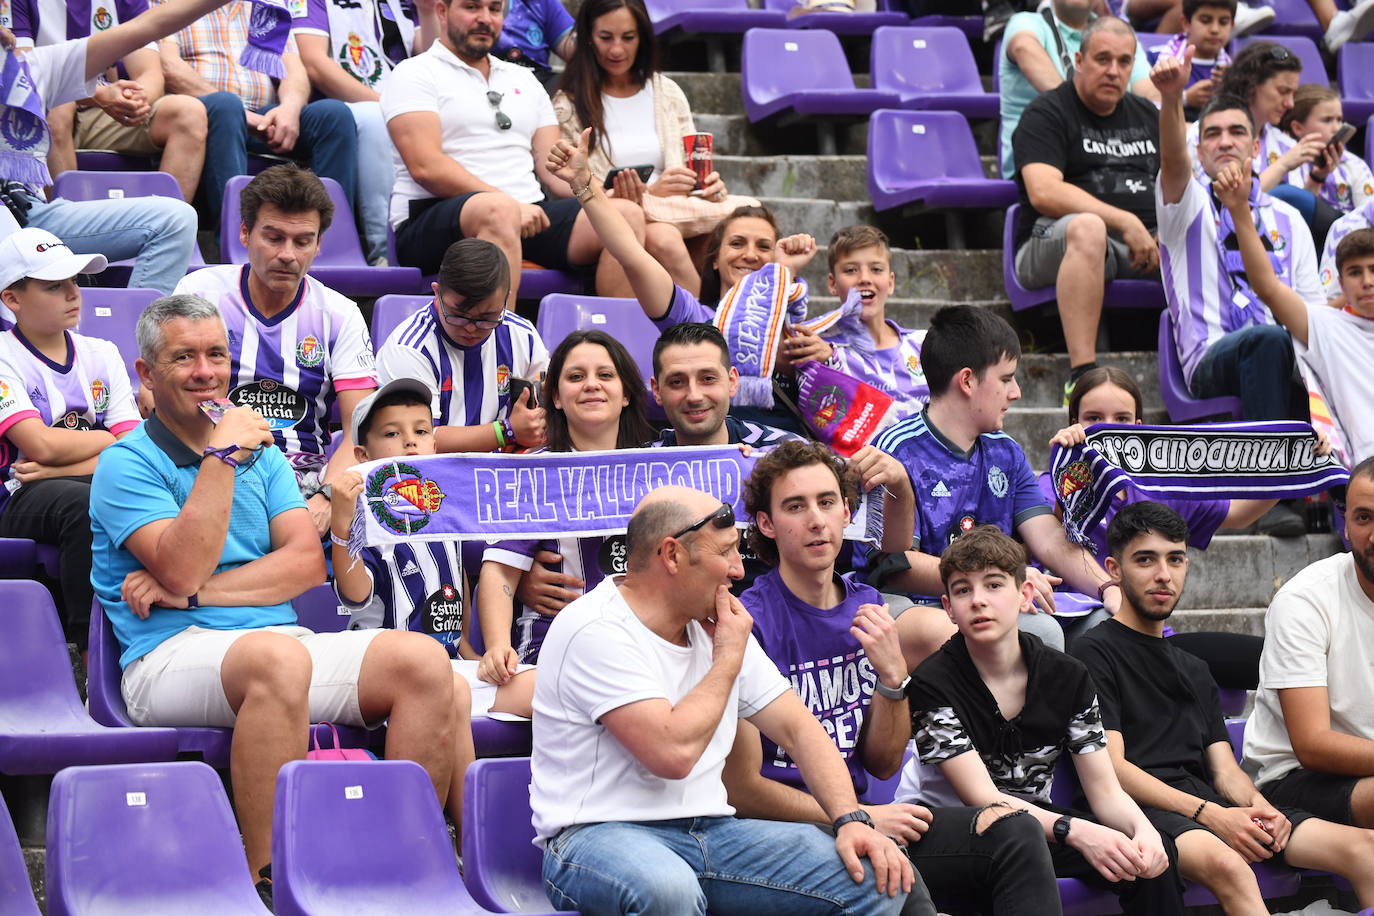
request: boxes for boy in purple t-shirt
[728,440,1063,916]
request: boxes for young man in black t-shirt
[901,525,1184,914]
[1073,501,1374,913]
[1011,15,1162,394]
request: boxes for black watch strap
[1053,815,1072,846]
[832,810,875,833]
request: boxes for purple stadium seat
[0,537,37,579]
[292,584,350,634]
[51,171,207,277]
[273,760,510,915]
[1258,0,1324,39]
[46,762,270,916]
[1002,204,1168,313]
[1369,114,1374,166]
[908,13,981,38]
[0,790,39,915]
[1158,310,1244,421]
[73,151,153,171]
[370,294,432,350]
[0,582,179,776]
[867,110,1017,211]
[1339,43,1374,123]
[860,748,910,804]
[86,600,371,768]
[462,757,579,915]
[1218,686,1248,718]
[1227,717,1247,763]
[645,0,784,36]
[384,228,585,304]
[1233,35,1327,85]
[219,175,427,297]
[870,27,999,119]
[742,29,902,124]
[79,287,161,384]
[535,294,664,420]
[760,0,906,32]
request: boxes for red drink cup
[683,132,714,191]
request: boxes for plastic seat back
[742,29,856,118]
[53,170,185,203]
[536,294,662,419]
[1157,311,1243,421]
[220,175,367,266]
[0,790,39,916]
[868,109,984,191]
[1233,35,1326,85]
[370,294,432,350]
[291,585,349,634]
[871,26,983,98]
[79,287,161,384]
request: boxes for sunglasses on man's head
[669,503,736,542]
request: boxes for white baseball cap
[0,228,108,290]
[350,377,436,445]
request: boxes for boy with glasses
[375,237,548,452]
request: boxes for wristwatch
[201,444,241,469]
[317,484,334,501]
[832,810,876,833]
[874,674,911,701]
[1053,815,1073,846]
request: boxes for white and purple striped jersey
[8,0,148,47]
[1157,176,1324,386]
[0,329,139,504]
[827,320,929,418]
[1293,150,1374,214]
[338,539,467,657]
[174,265,377,457]
[375,305,549,428]
[1319,199,1374,298]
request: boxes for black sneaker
[983,0,1016,43]
[1256,501,1306,538]
[255,864,274,913]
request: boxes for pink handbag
[306,723,376,761]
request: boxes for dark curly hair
[744,440,859,568]
[1216,41,1302,112]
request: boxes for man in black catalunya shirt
[1012,15,1161,394]
[1073,502,1374,913]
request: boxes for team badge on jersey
[92,6,113,29]
[338,32,383,85]
[906,354,921,377]
[1322,267,1333,286]
[987,465,1009,498]
[496,365,511,396]
[366,461,446,534]
[1268,151,1279,165]
[0,0,11,29]
[230,379,308,430]
[53,411,93,430]
[90,378,110,412]
[287,0,307,16]
[296,335,325,368]
[0,380,14,409]
[1269,228,1286,252]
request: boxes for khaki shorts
[75,95,170,155]
[122,625,384,728]
[1014,213,1154,290]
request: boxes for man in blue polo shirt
[88,293,463,900]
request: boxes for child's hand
[477,646,520,685]
[1184,77,1214,109]
[329,471,365,534]
[1049,423,1088,449]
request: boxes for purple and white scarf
[1050,421,1349,547]
[713,266,866,409]
[241,0,293,79]
[0,49,52,188]
[1160,32,1230,69]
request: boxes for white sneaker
[1324,0,1374,52]
[1232,1,1277,36]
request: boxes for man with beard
[380,0,649,299]
[1243,460,1374,830]
[1072,501,1374,914]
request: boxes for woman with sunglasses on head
[472,330,656,685]
[551,0,761,288]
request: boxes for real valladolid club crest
[1055,460,1091,501]
[366,461,447,535]
[89,378,110,412]
[92,6,113,29]
[338,32,383,85]
[803,383,847,431]
[296,334,324,368]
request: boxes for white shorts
[452,659,533,719]
[122,625,384,728]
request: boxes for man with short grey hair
[89,294,462,905]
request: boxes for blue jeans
[1190,324,1304,421]
[542,817,920,916]
[26,194,196,295]
[199,91,358,226]
[346,100,392,263]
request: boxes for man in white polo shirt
[380,0,652,302]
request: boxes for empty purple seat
[1257,0,1323,40]
[868,109,1017,211]
[220,175,427,297]
[1158,310,1244,421]
[742,29,901,123]
[52,171,207,277]
[73,151,154,171]
[46,761,270,916]
[870,27,999,119]
[1233,35,1327,85]
[0,790,40,916]
[1339,43,1374,123]
[371,294,432,350]
[536,294,664,420]
[273,760,508,915]
[908,12,980,38]
[86,600,370,768]
[760,0,906,33]
[645,0,784,36]
[0,538,37,579]
[0,582,179,776]
[462,757,579,914]
[79,287,162,385]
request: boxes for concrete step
[715,154,869,204]
[667,71,744,117]
[1167,608,1267,637]
[796,247,1007,301]
[1015,351,1162,410]
[1180,534,1342,611]
[755,197,876,234]
[809,296,1012,330]
[1004,406,1170,469]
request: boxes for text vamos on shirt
[0,328,140,501]
[174,265,377,456]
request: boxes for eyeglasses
[435,297,505,330]
[487,90,512,131]
[669,503,735,541]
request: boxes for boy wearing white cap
[0,227,140,651]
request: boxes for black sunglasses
[670,503,735,541]
[487,90,512,131]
